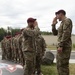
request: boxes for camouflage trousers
[14,48,20,62]
[35,53,42,75]
[23,51,35,75]
[19,48,25,66]
[6,48,12,60]
[2,49,6,60]
[56,47,71,75]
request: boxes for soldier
[51,10,73,75]
[35,34,46,75]
[1,37,7,60]
[4,36,8,60]
[13,34,17,62]
[6,36,12,60]
[18,29,25,66]
[11,36,15,61]
[16,33,21,63]
[22,17,40,75]
[14,33,20,63]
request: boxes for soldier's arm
[42,38,46,56]
[58,19,72,47]
[42,38,46,52]
[1,41,3,49]
[52,24,58,35]
[23,26,40,37]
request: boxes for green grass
[42,64,57,75]
[73,44,75,50]
[42,64,75,75]
[47,45,57,50]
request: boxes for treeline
[0,28,52,42]
[0,28,20,42]
[41,31,52,35]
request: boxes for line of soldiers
[1,29,25,66]
[1,18,46,75]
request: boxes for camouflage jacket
[14,35,20,49]
[52,17,73,48]
[17,34,23,50]
[2,38,7,50]
[35,35,46,54]
[1,39,6,50]
[11,37,15,50]
[6,38,11,50]
[22,26,40,52]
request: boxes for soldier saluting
[22,18,41,75]
[51,10,73,75]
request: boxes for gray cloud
[0,0,75,33]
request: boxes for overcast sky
[0,0,75,33]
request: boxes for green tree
[0,28,20,41]
[11,28,20,36]
[0,28,7,41]
[41,31,52,35]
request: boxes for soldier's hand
[33,21,38,27]
[52,17,58,25]
[57,47,63,53]
[25,28,30,30]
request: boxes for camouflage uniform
[13,36,17,62]
[14,35,20,63]
[16,34,21,63]
[22,26,40,75]
[52,17,73,75]
[1,38,7,60]
[4,37,8,60]
[6,38,12,60]
[12,37,17,61]
[11,37,15,61]
[18,34,25,66]
[35,35,46,75]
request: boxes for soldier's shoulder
[22,27,29,33]
[65,18,72,24]
[63,18,72,26]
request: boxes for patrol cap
[6,35,11,39]
[16,32,22,35]
[27,17,36,23]
[55,9,66,15]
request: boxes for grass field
[47,45,57,50]
[42,64,75,75]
